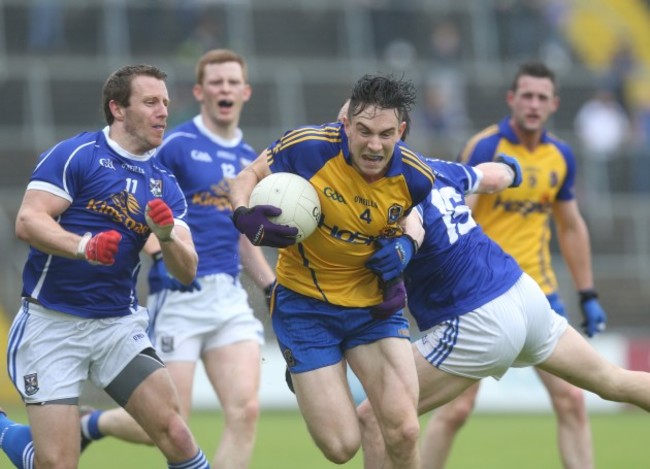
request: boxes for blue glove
[370,277,407,320]
[495,153,522,188]
[366,235,417,282]
[579,290,607,337]
[232,205,298,247]
[148,254,201,294]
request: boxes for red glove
[77,230,122,265]
[146,199,174,242]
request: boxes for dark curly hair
[347,74,416,125]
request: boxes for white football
[249,172,321,243]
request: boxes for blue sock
[0,413,35,469]
[80,410,105,441]
[168,449,210,469]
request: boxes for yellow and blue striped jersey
[267,122,434,307]
[458,117,577,294]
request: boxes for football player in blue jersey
[422,60,604,469]
[0,65,210,469]
[357,155,650,468]
[229,74,434,468]
[77,49,274,469]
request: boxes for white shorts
[415,273,567,380]
[7,301,152,404]
[147,273,264,362]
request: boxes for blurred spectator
[630,90,650,193]
[574,88,629,224]
[538,0,573,71]
[493,0,545,60]
[604,39,636,115]
[410,19,469,157]
[28,0,65,52]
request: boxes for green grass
[1,406,648,468]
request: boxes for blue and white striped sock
[167,449,210,469]
[0,413,35,469]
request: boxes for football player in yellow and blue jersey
[229,74,434,468]
[421,61,606,469]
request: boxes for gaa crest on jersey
[24,373,39,396]
[149,178,163,197]
[99,158,116,170]
[387,204,404,223]
[160,336,174,353]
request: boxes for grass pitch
[1,406,647,468]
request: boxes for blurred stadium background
[1,0,649,442]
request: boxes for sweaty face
[507,75,558,135]
[344,105,405,183]
[194,61,250,133]
[121,75,169,154]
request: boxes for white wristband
[76,232,92,259]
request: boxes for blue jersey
[153,116,256,278]
[405,159,522,331]
[267,122,434,306]
[21,128,188,319]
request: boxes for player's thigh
[347,337,419,422]
[413,346,478,415]
[27,403,80,466]
[293,362,360,442]
[165,361,198,418]
[123,367,181,432]
[203,340,261,409]
[537,326,619,393]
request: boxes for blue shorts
[546,292,567,318]
[272,284,411,373]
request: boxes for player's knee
[318,435,360,464]
[35,450,78,469]
[438,399,474,430]
[161,414,196,453]
[225,396,260,428]
[383,419,420,461]
[551,385,587,416]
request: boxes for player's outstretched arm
[475,153,522,194]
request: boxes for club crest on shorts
[24,373,39,396]
[160,336,174,353]
[282,348,296,367]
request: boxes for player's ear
[397,121,407,140]
[192,83,203,102]
[242,83,252,103]
[109,100,125,122]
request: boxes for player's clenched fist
[77,230,122,265]
[146,198,174,242]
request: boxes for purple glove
[370,277,407,320]
[232,205,299,247]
